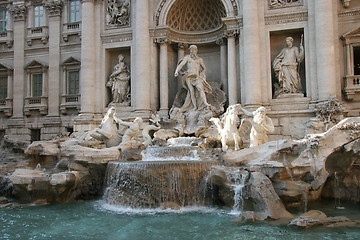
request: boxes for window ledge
[343,75,360,101]
[24,96,48,115]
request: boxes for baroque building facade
[0,0,359,142]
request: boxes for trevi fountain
[0,40,359,239]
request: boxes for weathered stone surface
[221,117,360,205]
[207,166,293,220]
[289,210,353,228]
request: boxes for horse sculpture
[210,104,243,151]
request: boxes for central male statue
[174,45,212,111]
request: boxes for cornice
[265,11,308,25]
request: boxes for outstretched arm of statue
[238,105,253,117]
[174,59,186,77]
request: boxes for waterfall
[224,169,249,214]
[334,171,345,209]
[104,161,217,208]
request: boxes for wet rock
[0,196,8,204]
[207,166,293,220]
[160,201,181,210]
[289,210,353,228]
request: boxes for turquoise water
[1,200,360,240]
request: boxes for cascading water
[104,160,217,208]
[224,169,249,214]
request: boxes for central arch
[155,0,238,27]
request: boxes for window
[0,76,7,100]
[32,73,42,97]
[0,9,7,32]
[30,129,41,142]
[69,0,80,22]
[34,6,44,27]
[68,70,79,94]
[354,46,360,76]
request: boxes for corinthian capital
[43,0,63,16]
[8,4,27,21]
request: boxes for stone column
[7,4,27,139]
[315,0,337,100]
[134,0,151,113]
[79,0,96,115]
[226,33,237,105]
[44,1,62,118]
[9,4,26,119]
[158,39,169,113]
[217,39,227,100]
[242,0,262,106]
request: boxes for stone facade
[0,0,359,142]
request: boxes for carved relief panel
[106,0,130,27]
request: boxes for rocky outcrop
[220,117,360,206]
[8,137,121,203]
[289,210,356,228]
[0,136,29,197]
[206,166,293,220]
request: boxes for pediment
[342,26,360,40]
[62,57,80,66]
[24,60,47,69]
[0,63,13,72]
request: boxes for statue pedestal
[271,93,310,111]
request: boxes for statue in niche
[273,36,304,97]
[210,104,243,151]
[107,0,130,26]
[106,54,130,105]
[238,105,275,148]
[174,45,213,111]
[90,107,122,148]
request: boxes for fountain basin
[104,161,218,208]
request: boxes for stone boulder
[220,117,360,206]
[289,210,355,228]
[206,166,293,220]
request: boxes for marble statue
[90,107,122,148]
[142,114,161,146]
[117,117,143,143]
[106,54,130,105]
[174,45,212,111]
[107,0,129,25]
[210,104,243,151]
[239,106,275,147]
[273,36,304,96]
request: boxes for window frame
[69,0,81,23]
[0,8,7,32]
[34,5,44,28]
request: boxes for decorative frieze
[43,0,63,16]
[338,8,360,18]
[106,0,130,27]
[268,0,303,10]
[265,11,308,25]
[8,4,27,21]
[101,32,132,44]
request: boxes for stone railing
[60,94,80,114]
[24,96,48,115]
[62,22,81,42]
[344,75,360,101]
[0,30,13,48]
[26,26,49,45]
[0,98,12,116]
